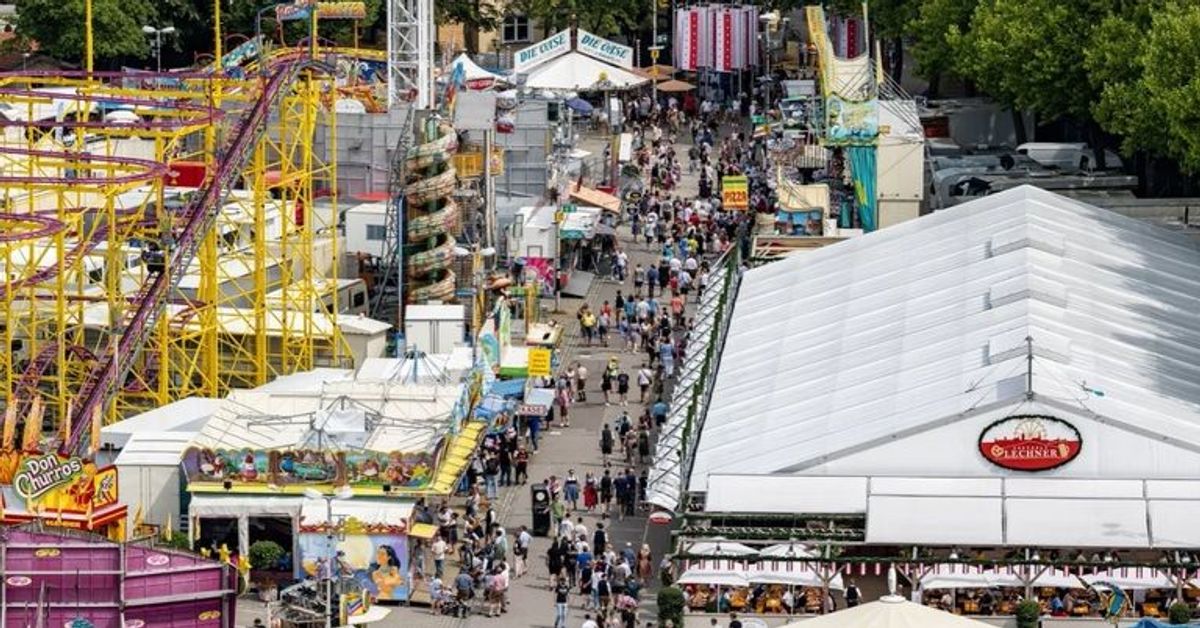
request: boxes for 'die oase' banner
[577,30,634,68]
[515,30,571,72]
[721,175,749,210]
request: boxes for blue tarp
[489,378,527,398]
[473,394,511,420]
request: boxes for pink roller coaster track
[60,60,320,455]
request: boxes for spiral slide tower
[404,121,460,302]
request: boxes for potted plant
[1016,599,1042,628]
[657,586,685,628]
[1168,602,1192,625]
[248,540,285,572]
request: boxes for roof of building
[191,379,460,454]
[101,397,221,450]
[689,185,1200,491]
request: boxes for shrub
[657,586,686,628]
[1169,602,1192,625]
[248,540,285,571]
[1016,600,1042,628]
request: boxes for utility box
[404,304,465,353]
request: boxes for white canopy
[522,52,649,92]
[676,569,750,588]
[745,563,846,590]
[759,542,818,558]
[1083,569,1177,590]
[445,53,505,85]
[685,539,759,557]
[781,595,998,628]
[920,568,1022,590]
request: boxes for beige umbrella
[780,595,999,628]
[656,79,696,93]
[635,64,677,81]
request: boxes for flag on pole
[1,402,16,449]
[443,60,466,115]
[89,406,102,455]
[21,397,43,452]
[60,401,73,444]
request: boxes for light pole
[142,25,177,73]
[649,45,663,104]
[304,486,354,628]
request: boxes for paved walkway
[237,128,701,628]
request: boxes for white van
[1015,142,1123,172]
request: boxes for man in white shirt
[574,516,589,541]
[516,525,532,577]
[581,613,599,628]
[431,536,448,578]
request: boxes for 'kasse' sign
[576,30,633,68]
[514,30,571,72]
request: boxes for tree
[906,0,977,95]
[15,0,156,65]
[514,0,645,39]
[437,0,501,53]
[951,0,1111,123]
[1083,3,1163,160]
[1134,2,1200,173]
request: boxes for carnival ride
[404,121,459,302]
[0,45,370,456]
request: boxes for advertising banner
[316,1,367,18]
[721,175,749,210]
[299,533,410,601]
[825,96,879,146]
[181,447,438,491]
[514,30,571,72]
[576,30,634,68]
[528,347,553,377]
[4,453,119,514]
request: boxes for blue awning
[488,378,527,398]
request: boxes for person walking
[553,578,571,628]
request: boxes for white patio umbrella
[1084,569,1176,590]
[745,562,846,590]
[781,595,1001,628]
[686,538,759,557]
[676,569,750,588]
[759,542,817,558]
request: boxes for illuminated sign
[979,415,1082,471]
[13,454,83,500]
[577,30,633,69]
[316,2,367,19]
[514,30,571,72]
[528,347,552,377]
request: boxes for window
[502,15,530,43]
[366,224,387,241]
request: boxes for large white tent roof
[689,185,1200,491]
[521,52,648,92]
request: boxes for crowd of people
[405,88,765,628]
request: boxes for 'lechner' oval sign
[979,414,1081,471]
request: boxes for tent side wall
[119,463,182,533]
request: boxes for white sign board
[514,30,571,72]
[577,30,634,68]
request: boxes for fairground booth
[0,404,127,537]
[182,372,483,604]
[1,526,237,628]
[649,188,1200,625]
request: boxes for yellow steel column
[85,0,94,78]
[252,139,268,385]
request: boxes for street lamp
[304,486,354,628]
[649,45,664,104]
[142,25,177,73]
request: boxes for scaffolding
[0,55,350,453]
